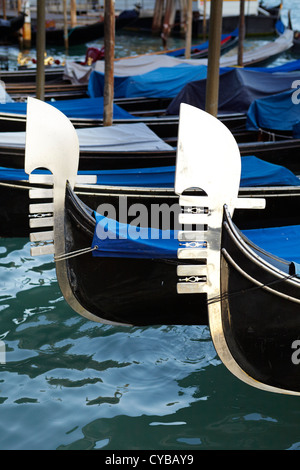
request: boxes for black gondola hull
[63,185,208,326]
[1,136,300,172]
[0,13,25,43]
[30,12,140,46]
[2,178,300,238]
[219,208,300,393]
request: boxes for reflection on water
[0,239,300,450]
[0,239,218,449]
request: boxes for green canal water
[1,239,300,451]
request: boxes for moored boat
[0,118,300,172]
[218,204,300,394]
[1,160,300,238]
[121,0,280,37]
[0,11,25,43]
[24,98,300,395]
[246,87,300,138]
[29,7,140,46]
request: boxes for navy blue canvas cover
[166,68,300,115]
[246,89,300,132]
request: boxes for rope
[54,245,98,262]
[258,127,293,140]
[207,272,297,306]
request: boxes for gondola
[25,99,300,395]
[219,204,300,394]
[124,3,280,37]
[126,29,239,60]
[0,65,65,83]
[0,12,25,43]
[3,56,300,132]
[30,7,140,47]
[177,29,238,58]
[1,111,300,238]
[293,33,300,53]
[0,104,247,135]
[1,164,300,238]
[0,64,88,100]
[0,29,237,88]
[0,31,237,97]
[0,120,300,172]
[5,81,89,101]
[287,10,300,53]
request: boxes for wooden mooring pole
[103,0,115,126]
[205,0,223,117]
[152,0,164,34]
[36,0,45,101]
[2,0,6,20]
[22,0,31,49]
[185,0,193,59]
[203,0,207,39]
[70,0,77,27]
[63,0,69,53]
[238,0,245,66]
[161,0,177,50]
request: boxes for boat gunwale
[222,205,300,289]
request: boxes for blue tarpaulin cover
[246,88,300,132]
[92,212,180,259]
[239,156,300,187]
[1,156,299,187]
[166,30,239,57]
[0,97,134,120]
[91,165,175,187]
[166,68,300,115]
[92,216,300,264]
[88,64,210,99]
[242,225,300,264]
[247,59,300,73]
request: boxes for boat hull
[219,208,300,393]
[31,13,139,46]
[0,13,25,43]
[23,97,300,394]
[1,133,300,172]
[62,184,208,326]
[125,13,278,37]
[2,176,300,236]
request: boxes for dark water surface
[0,234,300,451]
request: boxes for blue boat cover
[92,216,300,264]
[92,212,179,259]
[166,43,211,58]
[88,64,210,99]
[292,262,300,278]
[0,156,299,187]
[239,156,300,187]
[247,59,300,73]
[0,97,134,120]
[242,225,300,264]
[166,30,238,57]
[166,68,300,115]
[246,89,300,133]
